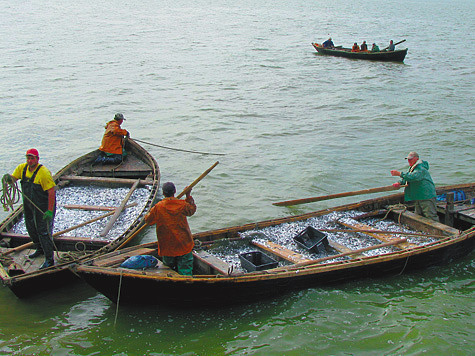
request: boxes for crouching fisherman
[3,148,56,269]
[94,113,130,165]
[144,182,197,276]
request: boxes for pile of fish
[209,211,437,272]
[11,185,152,240]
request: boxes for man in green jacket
[391,151,438,221]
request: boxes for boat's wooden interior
[82,193,474,279]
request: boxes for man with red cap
[94,113,130,165]
[3,149,56,269]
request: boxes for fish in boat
[71,183,474,306]
[312,42,408,62]
[0,138,160,298]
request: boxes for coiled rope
[1,176,21,211]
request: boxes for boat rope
[398,255,410,275]
[114,270,123,327]
[380,203,407,224]
[1,176,21,211]
[133,138,226,156]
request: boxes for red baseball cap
[26,148,39,158]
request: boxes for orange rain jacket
[145,196,197,257]
[99,120,128,155]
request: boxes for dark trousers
[23,203,55,261]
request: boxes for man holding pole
[3,148,56,269]
[391,151,438,221]
[145,182,196,276]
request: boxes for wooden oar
[273,184,402,207]
[116,161,220,249]
[382,39,406,51]
[100,179,140,237]
[177,161,219,198]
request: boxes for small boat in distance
[72,183,474,306]
[312,42,408,62]
[0,139,160,298]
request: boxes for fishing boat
[0,138,160,298]
[72,183,474,306]
[312,43,408,62]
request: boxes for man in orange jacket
[145,182,197,275]
[94,113,129,165]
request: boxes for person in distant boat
[94,113,130,165]
[360,41,368,51]
[390,151,438,221]
[3,149,56,269]
[371,43,380,52]
[322,38,335,49]
[351,43,360,52]
[145,182,197,276]
[388,40,395,51]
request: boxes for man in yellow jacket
[94,113,129,165]
[3,149,56,269]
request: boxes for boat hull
[73,183,475,306]
[0,139,160,298]
[312,43,408,62]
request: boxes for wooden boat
[72,183,474,306]
[0,138,160,298]
[312,43,408,62]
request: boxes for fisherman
[144,182,196,276]
[360,41,368,51]
[390,151,438,221]
[371,43,380,52]
[388,40,395,51]
[351,42,360,52]
[94,113,130,165]
[3,149,56,269]
[322,38,335,49]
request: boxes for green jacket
[399,160,436,201]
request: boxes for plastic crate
[293,226,329,254]
[239,251,278,272]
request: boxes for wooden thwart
[62,202,137,211]
[271,238,408,272]
[336,218,419,249]
[252,241,312,263]
[60,175,153,186]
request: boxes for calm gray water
[1,0,474,354]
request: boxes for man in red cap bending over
[3,149,56,269]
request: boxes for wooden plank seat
[253,239,364,263]
[193,250,231,275]
[336,218,419,249]
[252,240,311,263]
[59,175,153,186]
[93,247,156,267]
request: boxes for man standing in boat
[3,149,56,269]
[94,113,129,165]
[391,151,438,221]
[145,182,196,276]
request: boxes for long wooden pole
[100,179,141,237]
[117,161,220,249]
[273,185,402,207]
[177,161,219,198]
[382,39,406,51]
